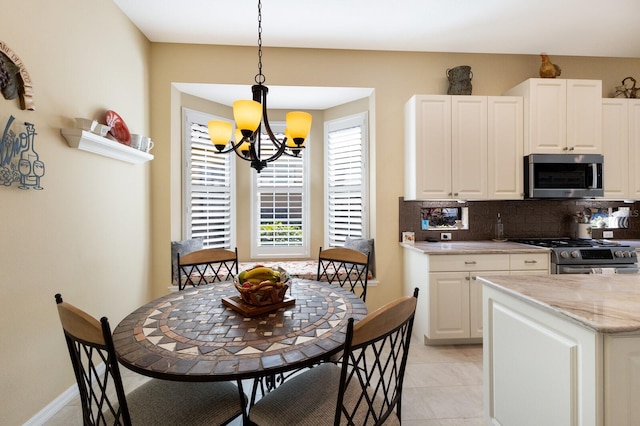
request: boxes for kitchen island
[479,273,640,426]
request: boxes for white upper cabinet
[451,96,488,200]
[405,95,490,200]
[505,79,602,155]
[628,100,640,199]
[602,98,630,199]
[602,98,640,200]
[405,94,522,200]
[488,96,524,199]
[405,95,452,200]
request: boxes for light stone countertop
[400,240,550,255]
[478,274,640,334]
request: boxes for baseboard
[25,363,105,425]
[23,383,79,426]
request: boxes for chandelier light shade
[207,0,312,173]
[232,100,262,136]
[208,120,233,151]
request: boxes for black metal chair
[248,288,419,425]
[177,247,238,290]
[54,293,247,425]
[317,246,371,301]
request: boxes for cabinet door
[405,95,452,199]
[529,79,566,154]
[452,96,488,199]
[488,96,523,199]
[604,335,640,426]
[567,79,602,154]
[602,99,630,199]
[470,271,509,338]
[429,272,470,340]
[628,100,640,199]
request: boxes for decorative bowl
[233,266,290,306]
[75,118,97,131]
[92,123,112,137]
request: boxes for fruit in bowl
[234,266,290,306]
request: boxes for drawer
[510,253,549,270]
[429,254,510,272]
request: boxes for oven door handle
[615,267,639,274]
[560,266,592,274]
[559,266,639,274]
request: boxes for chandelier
[207,0,312,173]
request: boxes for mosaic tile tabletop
[112,279,367,381]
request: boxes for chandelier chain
[255,0,265,84]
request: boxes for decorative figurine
[539,54,562,78]
[614,77,640,99]
[446,65,473,95]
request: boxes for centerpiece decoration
[233,265,291,307]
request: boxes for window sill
[61,128,154,164]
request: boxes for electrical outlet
[603,231,614,239]
[441,232,452,241]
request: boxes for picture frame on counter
[402,232,415,243]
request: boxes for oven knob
[571,250,580,258]
[560,251,569,259]
[624,251,632,258]
[615,251,623,258]
[631,251,638,258]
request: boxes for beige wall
[151,43,640,313]
[0,1,150,424]
[4,2,640,423]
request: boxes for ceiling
[114,0,640,109]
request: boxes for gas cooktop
[509,238,623,249]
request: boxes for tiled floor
[44,341,483,425]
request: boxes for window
[182,108,236,248]
[251,122,309,258]
[324,112,369,247]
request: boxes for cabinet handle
[524,260,538,264]
[471,276,477,280]
[563,147,569,151]
[453,192,458,196]
[568,146,574,151]
[465,276,470,281]
[448,193,452,196]
[464,261,477,265]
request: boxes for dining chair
[54,293,247,426]
[248,287,419,426]
[178,247,238,290]
[317,246,371,301]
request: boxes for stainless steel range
[510,238,639,274]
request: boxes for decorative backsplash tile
[399,198,640,242]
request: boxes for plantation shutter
[256,131,304,248]
[326,113,368,247]
[184,110,234,248]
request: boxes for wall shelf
[60,128,153,164]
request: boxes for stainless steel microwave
[524,154,604,199]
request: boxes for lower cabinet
[403,249,549,344]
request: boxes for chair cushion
[249,363,400,425]
[249,363,341,425]
[108,379,244,425]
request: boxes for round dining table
[112,279,367,382]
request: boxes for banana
[244,266,280,283]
